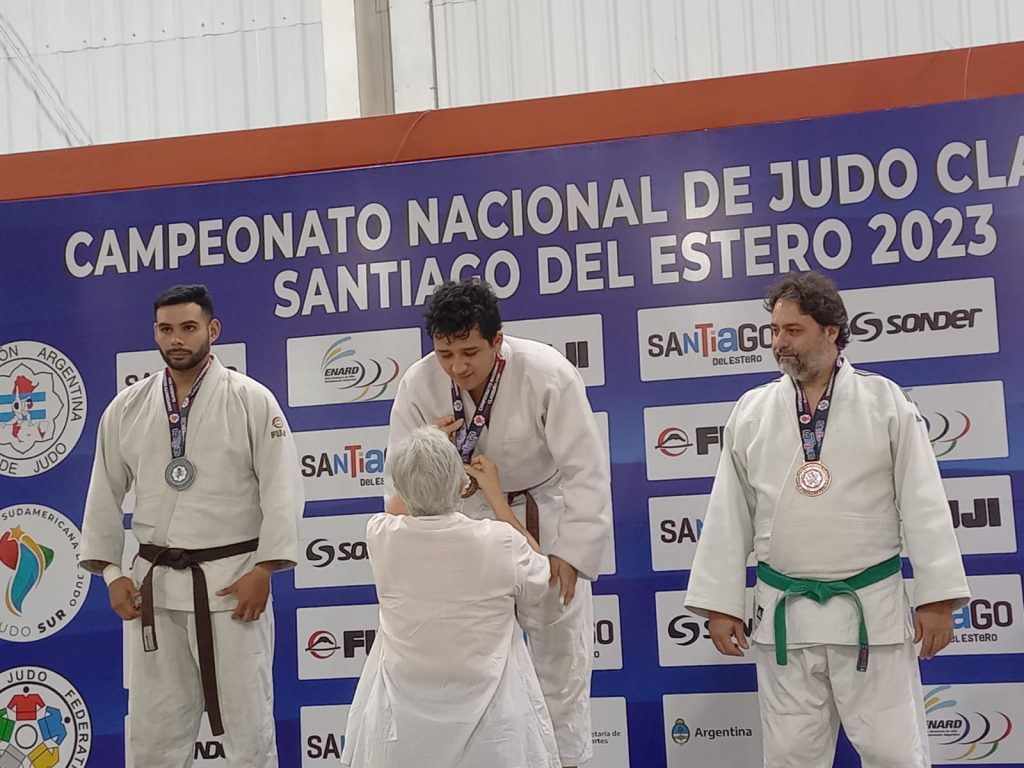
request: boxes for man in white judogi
[385,280,612,767]
[685,272,970,768]
[343,426,559,768]
[80,284,304,768]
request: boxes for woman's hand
[465,454,502,498]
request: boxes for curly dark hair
[424,280,502,342]
[154,284,214,320]
[764,272,850,349]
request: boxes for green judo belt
[756,554,902,672]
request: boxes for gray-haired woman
[341,426,558,768]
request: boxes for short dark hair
[424,280,502,342]
[153,284,215,320]
[764,272,850,349]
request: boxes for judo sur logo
[0,505,89,643]
[0,667,91,768]
[0,342,86,478]
[925,685,1013,761]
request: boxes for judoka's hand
[217,564,272,621]
[915,599,955,659]
[434,416,464,442]
[549,555,578,606]
[108,577,141,621]
[708,611,749,656]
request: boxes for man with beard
[80,284,303,768]
[684,272,969,768]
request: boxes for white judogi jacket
[80,357,304,611]
[386,335,611,580]
[685,359,970,646]
[342,512,559,768]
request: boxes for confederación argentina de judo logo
[0,342,87,478]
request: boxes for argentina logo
[0,342,87,478]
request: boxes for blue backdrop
[1,92,1022,767]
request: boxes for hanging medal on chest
[451,355,506,497]
[793,358,841,497]
[162,358,213,491]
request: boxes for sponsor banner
[649,495,708,572]
[296,426,388,502]
[300,704,350,766]
[906,574,1024,656]
[593,594,622,671]
[0,504,89,643]
[125,714,225,766]
[943,475,1017,555]
[296,513,375,589]
[638,278,997,381]
[644,402,735,480]
[904,381,1007,462]
[0,341,87,478]
[656,589,755,668]
[594,411,616,575]
[925,682,1024,765]
[845,278,998,362]
[114,342,247,392]
[297,604,380,680]
[585,697,630,768]
[662,691,762,768]
[0,666,91,768]
[648,495,757,572]
[639,299,772,382]
[503,314,606,387]
[286,328,421,407]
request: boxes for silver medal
[165,456,197,490]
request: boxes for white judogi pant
[755,640,930,768]
[518,578,594,766]
[127,606,277,768]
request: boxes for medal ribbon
[451,354,506,465]
[162,357,214,460]
[794,357,841,463]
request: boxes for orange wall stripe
[1,41,1023,202]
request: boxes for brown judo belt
[507,490,541,544]
[137,538,259,736]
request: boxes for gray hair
[387,426,465,517]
